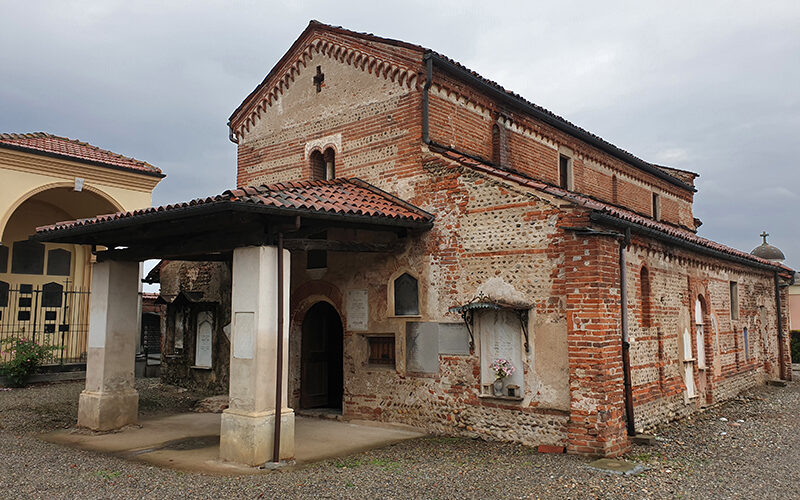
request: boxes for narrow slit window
[652,192,661,220]
[559,155,571,190]
[640,267,651,328]
[368,336,395,366]
[323,148,335,180]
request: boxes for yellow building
[0,133,163,364]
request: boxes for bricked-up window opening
[313,65,324,92]
[368,336,395,366]
[729,281,739,320]
[46,248,71,276]
[682,327,696,397]
[0,245,8,273]
[393,273,419,316]
[695,298,706,369]
[559,155,572,190]
[307,231,327,270]
[11,240,45,275]
[612,175,619,204]
[323,147,335,180]
[491,123,508,167]
[310,150,325,181]
[640,267,652,327]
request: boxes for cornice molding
[234,36,420,139]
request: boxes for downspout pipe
[422,52,433,145]
[774,272,787,381]
[272,231,285,463]
[620,227,636,436]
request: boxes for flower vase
[493,378,504,396]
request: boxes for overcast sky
[2,1,798,272]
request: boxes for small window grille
[368,336,395,366]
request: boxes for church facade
[162,22,793,457]
[156,21,794,456]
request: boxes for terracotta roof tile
[432,146,792,274]
[0,132,163,176]
[36,178,433,234]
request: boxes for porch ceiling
[33,178,433,262]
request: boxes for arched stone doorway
[300,301,343,410]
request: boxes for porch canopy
[34,178,433,261]
[33,177,433,467]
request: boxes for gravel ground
[1,377,799,499]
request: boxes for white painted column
[220,245,293,466]
[77,260,140,430]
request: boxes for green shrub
[791,331,800,364]
[0,337,60,387]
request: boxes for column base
[219,408,295,466]
[77,389,138,431]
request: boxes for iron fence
[0,282,90,366]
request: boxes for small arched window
[393,273,419,316]
[640,267,651,328]
[310,150,325,181]
[323,147,335,180]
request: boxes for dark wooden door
[301,302,343,409]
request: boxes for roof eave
[589,211,792,274]
[427,52,696,193]
[0,142,165,179]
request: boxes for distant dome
[751,232,785,261]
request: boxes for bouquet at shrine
[491,358,515,380]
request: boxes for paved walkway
[43,413,426,474]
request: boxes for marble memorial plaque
[406,322,439,373]
[346,289,369,331]
[194,311,213,368]
[438,323,471,355]
[233,311,255,359]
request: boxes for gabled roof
[230,21,694,191]
[0,132,164,177]
[432,145,792,275]
[36,177,433,239]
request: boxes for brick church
[41,21,794,461]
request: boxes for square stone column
[220,245,294,466]
[77,260,140,431]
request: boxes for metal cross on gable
[313,65,324,92]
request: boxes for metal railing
[0,282,90,366]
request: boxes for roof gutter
[428,53,695,193]
[589,212,789,274]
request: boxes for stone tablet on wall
[346,289,369,331]
[477,309,524,394]
[195,310,213,368]
[438,323,471,355]
[406,322,439,373]
[233,311,254,359]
